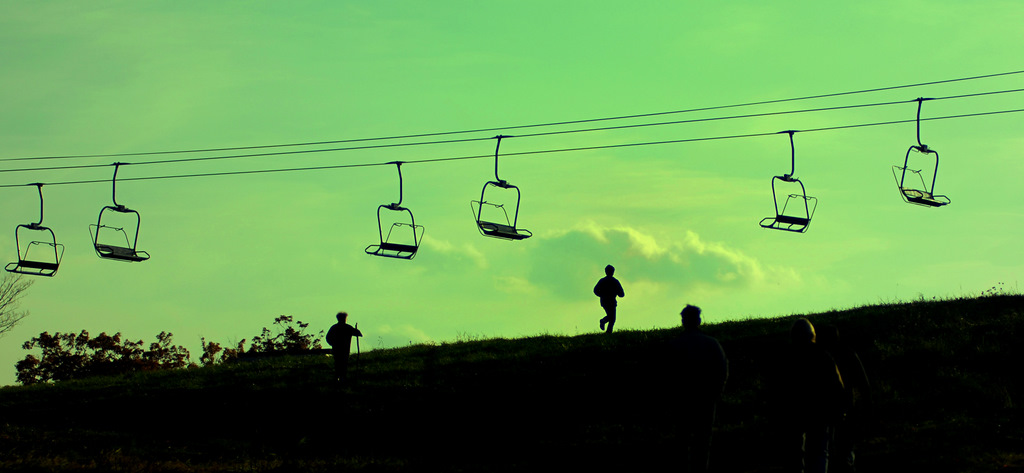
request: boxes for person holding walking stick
[326,312,362,384]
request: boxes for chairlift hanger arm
[915,97,934,150]
[387,161,405,208]
[493,135,513,185]
[109,162,131,209]
[928,147,940,193]
[778,130,798,180]
[30,183,44,227]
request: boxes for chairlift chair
[893,146,949,207]
[5,184,64,277]
[760,131,818,233]
[365,162,424,259]
[893,98,950,207]
[759,178,818,233]
[88,163,150,262]
[470,135,533,240]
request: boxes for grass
[1,294,1022,472]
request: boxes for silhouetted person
[326,312,362,383]
[777,318,846,473]
[672,304,728,473]
[818,325,871,473]
[594,264,625,333]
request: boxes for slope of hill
[1,294,1022,472]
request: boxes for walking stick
[354,323,361,379]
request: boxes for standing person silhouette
[777,318,846,473]
[672,304,728,473]
[594,264,625,333]
[326,312,362,383]
[817,325,871,473]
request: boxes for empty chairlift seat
[90,206,151,262]
[893,145,950,207]
[759,177,818,233]
[893,98,950,207]
[760,131,818,233]
[472,181,533,240]
[89,163,150,262]
[470,135,532,241]
[6,184,64,277]
[365,203,424,260]
[365,162,425,260]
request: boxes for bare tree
[0,273,33,338]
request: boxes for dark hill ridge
[1,294,1022,472]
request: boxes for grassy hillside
[1,294,1022,472]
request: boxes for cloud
[372,324,434,349]
[422,236,489,270]
[525,222,796,301]
[493,275,541,296]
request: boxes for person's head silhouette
[337,312,348,323]
[605,265,615,276]
[681,304,702,330]
[791,318,816,345]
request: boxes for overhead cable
[1,88,1021,176]
[3,69,1023,162]
[2,107,1019,189]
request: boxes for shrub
[248,315,324,354]
[16,330,192,385]
[198,337,247,367]
[16,315,324,382]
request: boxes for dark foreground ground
[1,294,1022,472]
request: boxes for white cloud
[374,324,434,347]
[424,236,489,269]
[526,222,799,301]
[493,275,541,296]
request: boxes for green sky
[1,1,1022,384]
